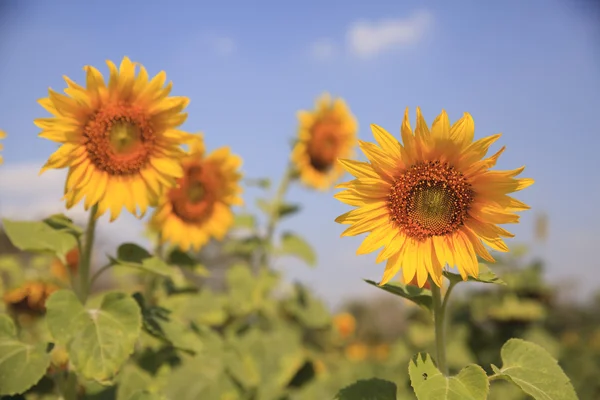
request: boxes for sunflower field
[0,55,596,400]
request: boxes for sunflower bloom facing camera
[334,108,533,288]
[292,93,358,190]
[150,134,243,252]
[36,57,191,221]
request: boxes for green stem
[78,204,98,303]
[259,164,295,268]
[431,278,449,375]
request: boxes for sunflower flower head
[149,134,244,252]
[3,281,59,316]
[334,108,534,288]
[292,93,358,190]
[36,56,191,221]
[50,247,80,282]
[333,312,357,339]
[0,130,6,165]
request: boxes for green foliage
[233,213,257,230]
[0,314,51,395]
[1,218,78,263]
[277,232,317,267]
[335,378,397,400]
[490,339,578,400]
[444,263,506,285]
[256,198,301,219]
[409,353,489,399]
[364,279,433,312]
[45,290,142,383]
[110,243,173,277]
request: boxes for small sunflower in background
[0,129,5,165]
[335,108,533,288]
[36,56,191,221]
[333,312,357,339]
[150,134,244,252]
[292,93,358,190]
[3,281,59,316]
[50,247,80,282]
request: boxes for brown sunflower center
[388,161,474,241]
[169,162,217,223]
[307,116,342,172]
[83,103,156,175]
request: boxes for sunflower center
[307,117,342,172]
[83,103,156,175]
[169,162,217,223]
[388,161,474,241]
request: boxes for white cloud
[346,10,433,59]
[309,38,337,61]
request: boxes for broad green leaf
[111,243,173,277]
[277,232,316,267]
[335,378,397,400]
[0,314,51,395]
[409,353,489,400]
[45,290,142,383]
[233,214,256,230]
[223,236,263,257]
[1,218,78,263]
[490,338,577,400]
[166,249,209,275]
[133,293,201,354]
[117,364,153,400]
[444,264,505,285]
[225,264,277,317]
[365,280,432,312]
[43,213,82,237]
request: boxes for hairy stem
[431,278,449,375]
[78,204,98,303]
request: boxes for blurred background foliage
[1,210,599,400]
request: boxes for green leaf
[43,213,83,237]
[0,314,51,396]
[166,249,209,276]
[444,264,505,285]
[133,293,201,354]
[1,218,78,263]
[128,391,166,400]
[365,280,432,312]
[335,378,397,400]
[283,283,331,329]
[277,232,316,267]
[233,214,257,230]
[244,178,271,189]
[490,338,578,400]
[256,199,301,219]
[409,353,489,400]
[111,243,173,277]
[45,290,142,383]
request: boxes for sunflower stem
[431,278,449,375]
[260,163,295,269]
[78,204,98,303]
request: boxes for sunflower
[36,57,190,221]
[333,312,357,339]
[0,130,5,165]
[3,281,59,315]
[291,93,358,190]
[149,134,243,252]
[334,108,533,288]
[50,247,79,281]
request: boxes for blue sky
[0,0,599,307]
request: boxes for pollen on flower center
[307,117,341,172]
[84,103,156,175]
[388,161,474,241]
